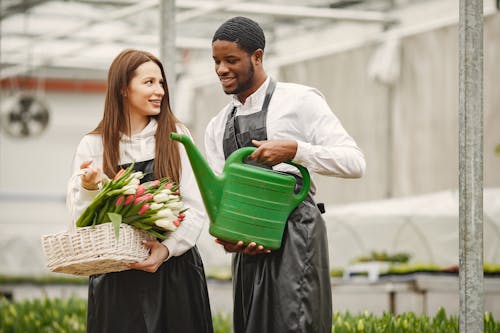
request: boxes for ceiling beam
[0,0,161,79]
[1,0,397,79]
[0,0,50,21]
[2,0,158,53]
[175,0,243,23]
[178,1,397,24]
[1,32,210,50]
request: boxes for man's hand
[249,139,297,166]
[215,239,271,255]
[129,240,169,273]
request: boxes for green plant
[330,268,344,278]
[2,297,500,333]
[0,297,233,333]
[354,251,411,264]
[212,313,232,333]
[0,275,88,285]
[332,308,500,333]
[0,297,86,333]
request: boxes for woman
[67,49,213,333]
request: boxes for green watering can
[170,132,311,250]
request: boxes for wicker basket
[41,223,154,276]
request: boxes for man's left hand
[215,239,271,255]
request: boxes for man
[204,16,366,333]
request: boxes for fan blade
[20,121,31,137]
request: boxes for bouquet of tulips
[75,163,186,240]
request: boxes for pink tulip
[138,204,150,215]
[115,195,125,207]
[124,195,135,205]
[136,184,146,197]
[134,193,154,204]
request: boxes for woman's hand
[215,239,271,255]
[79,160,103,190]
[129,240,169,273]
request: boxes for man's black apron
[222,79,332,333]
[86,159,213,333]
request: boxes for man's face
[212,40,257,101]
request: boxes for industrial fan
[0,93,50,138]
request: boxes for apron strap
[222,78,276,159]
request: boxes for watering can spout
[170,132,222,223]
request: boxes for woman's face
[125,61,165,129]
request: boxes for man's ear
[253,49,264,64]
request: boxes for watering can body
[170,132,310,250]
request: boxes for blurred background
[1,0,500,317]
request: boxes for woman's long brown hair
[91,49,181,183]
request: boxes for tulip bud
[115,195,125,207]
[155,218,176,231]
[144,180,160,189]
[153,193,169,203]
[122,184,137,195]
[131,171,144,180]
[128,178,140,186]
[157,208,175,219]
[168,201,184,211]
[138,204,150,215]
[135,184,146,197]
[150,203,164,210]
[124,195,135,205]
[114,168,126,180]
[134,193,154,204]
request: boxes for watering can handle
[227,147,311,205]
[287,161,311,204]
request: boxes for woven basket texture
[41,223,154,276]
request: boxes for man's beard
[227,62,255,96]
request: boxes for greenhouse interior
[1,0,500,331]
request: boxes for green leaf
[107,212,122,239]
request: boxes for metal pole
[458,0,484,332]
[160,0,176,95]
